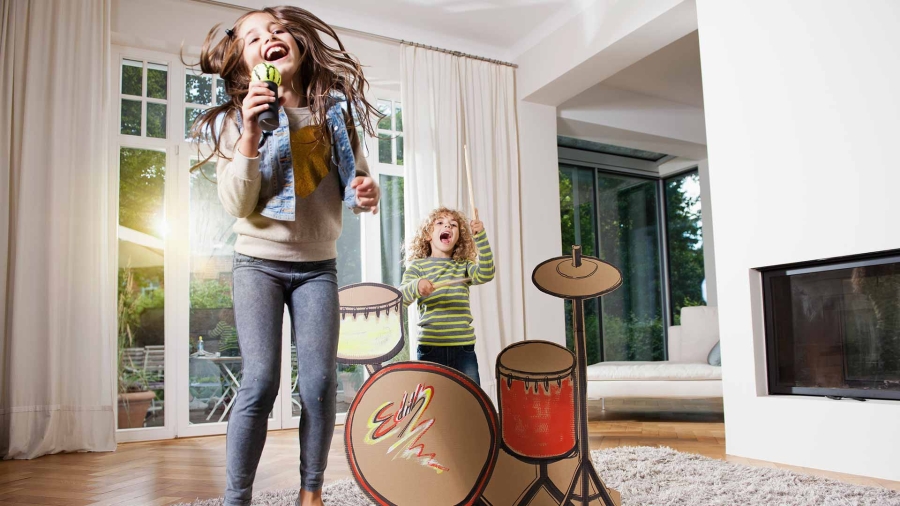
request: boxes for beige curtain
[0,0,116,458]
[401,45,524,403]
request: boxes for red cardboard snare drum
[496,341,577,462]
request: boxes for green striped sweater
[400,230,495,346]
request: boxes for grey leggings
[225,253,339,506]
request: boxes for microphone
[250,62,282,132]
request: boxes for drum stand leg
[517,462,564,505]
[560,457,610,505]
[560,297,616,506]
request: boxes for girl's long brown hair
[406,207,477,265]
[186,6,381,171]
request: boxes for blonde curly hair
[406,207,476,265]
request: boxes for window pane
[146,103,167,139]
[596,172,664,362]
[121,99,141,136]
[396,135,404,166]
[121,59,143,96]
[188,161,254,425]
[394,103,403,132]
[377,100,392,131]
[119,148,166,238]
[185,107,204,140]
[559,167,601,364]
[118,147,166,429]
[378,133,392,164]
[186,74,213,105]
[326,207,364,416]
[335,366,365,416]
[216,78,229,106]
[147,63,168,100]
[380,176,405,287]
[665,171,705,324]
[117,269,165,429]
[337,206,362,287]
[559,167,665,363]
[380,175,408,364]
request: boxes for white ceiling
[557,30,707,160]
[603,31,704,108]
[318,0,583,47]
[210,0,588,61]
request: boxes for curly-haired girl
[400,207,495,385]
[188,7,381,506]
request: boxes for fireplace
[761,250,900,401]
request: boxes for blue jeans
[225,254,339,506]
[416,344,481,386]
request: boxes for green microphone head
[251,62,282,86]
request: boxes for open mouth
[264,43,289,62]
[440,231,451,244]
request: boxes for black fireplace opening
[761,250,900,401]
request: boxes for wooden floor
[1,398,898,505]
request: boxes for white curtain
[0,0,116,458]
[401,45,524,402]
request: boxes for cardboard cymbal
[532,246,622,300]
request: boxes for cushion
[586,361,722,381]
[677,306,720,363]
[707,341,721,366]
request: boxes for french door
[113,44,403,442]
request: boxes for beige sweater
[216,107,370,262]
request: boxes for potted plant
[117,268,156,429]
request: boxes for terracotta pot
[117,390,156,429]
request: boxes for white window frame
[366,90,409,367]
[111,46,179,443]
[362,89,404,285]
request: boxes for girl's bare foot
[298,488,324,506]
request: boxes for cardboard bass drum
[345,362,500,506]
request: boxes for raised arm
[466,230,495,285]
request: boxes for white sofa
[586,306,722,402]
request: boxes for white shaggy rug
[177,446,900,505]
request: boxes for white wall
[559,84,706,146]
[697,0,900,481]
[517,102,565,345]
[557,118,708,161]
[516,0,697,105]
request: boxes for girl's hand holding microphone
[237,80,281,158]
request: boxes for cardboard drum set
[337,245,623,506]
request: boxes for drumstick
[432,278,471,289]
[464,144,476,219]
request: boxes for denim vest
[238,101,358,221]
